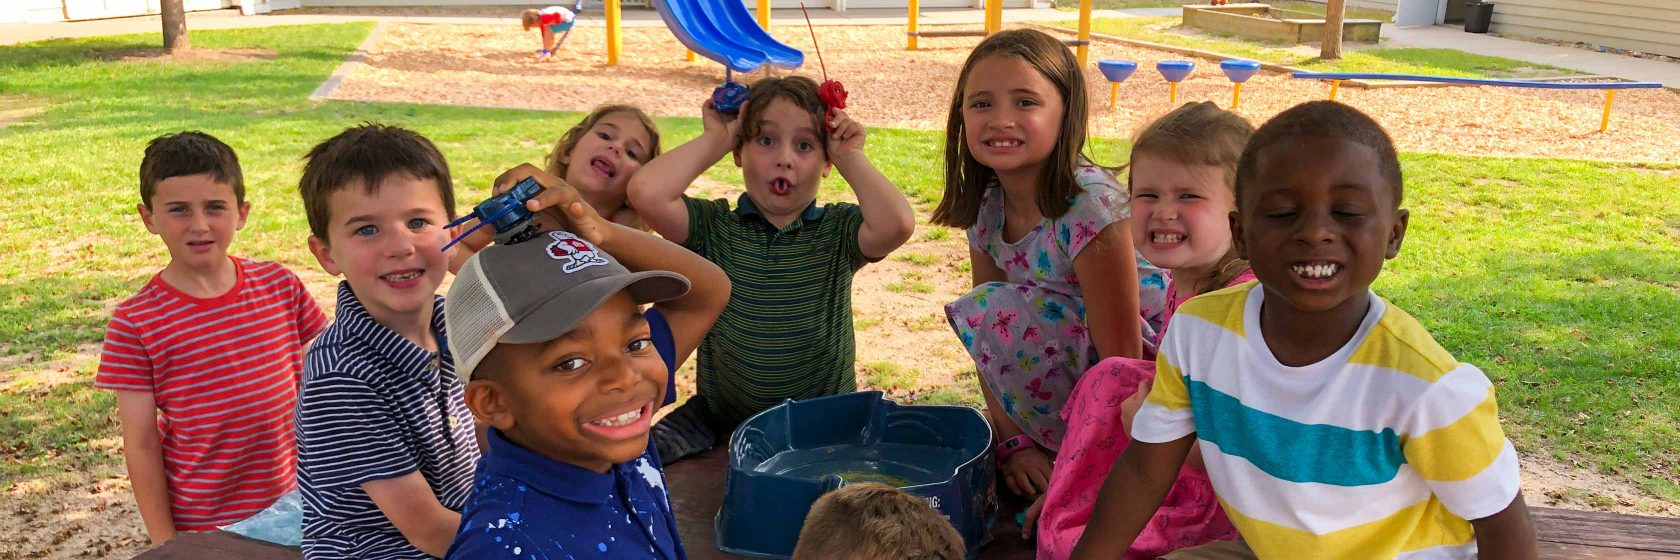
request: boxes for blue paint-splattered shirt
[445,309,685,560]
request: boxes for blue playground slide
[650,0,803,73]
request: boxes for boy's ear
[1386,208,1409,259]
[821,162,832,179]
[731,148,743,168]
[464,379,516,431]
[235,201,252,231]
[138,203,159,235]
[1229,210,1248,260]
[307,234,342,277]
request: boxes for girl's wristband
[995,434,1034,462]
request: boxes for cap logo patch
[544,231,609,273]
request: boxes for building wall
[2,0,232,23]
[4,0,69,23]
[1488,0,1680,58]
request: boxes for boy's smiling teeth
[592,407,642,427]
[1152,232,1184,243]
[986,140,1022,147]
[382,270,421,281]
[1292,263,1341,279]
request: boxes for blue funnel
[1221,59,1261,83]
[1098,59,1138,83]
[1157,60,1195,83]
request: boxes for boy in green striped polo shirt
[630,76,917,464]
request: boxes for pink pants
[1036,357,1239,560]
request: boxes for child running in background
[521,3,580,58]
[930,29,1161,503]
[1030,101,1254,559]
[1071,101,1538,560]
[543,105,661,230]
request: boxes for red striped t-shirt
[96,257,328,531]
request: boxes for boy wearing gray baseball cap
[442,168,729,559]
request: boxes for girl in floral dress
[929,29,1167,502]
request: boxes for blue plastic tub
[715,391,994,558]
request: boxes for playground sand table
[327,22,1680,163]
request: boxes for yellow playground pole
[686,49,696,62]
[1109,82,1118,109]
[1328,79,1342,101]
[606,0,621,66]
[1077,0,1092,67]
[759,0,770,30]
[1600,90,1615,132]
[1231,82,1243,108]
[1169,81,1178,104]
[908,0,918,50]
[985,0,1002,35]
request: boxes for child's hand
[1002,446,1054,497]
[490,163,614,246]
[701,99,740,141]
[1120,378,1151,435]
[825,109,865,160]
[1021,494,1046,539]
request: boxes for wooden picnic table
[133,448,1680,559]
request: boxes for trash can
[1465,2,1494,33]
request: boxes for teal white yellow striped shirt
[1133,281,1520,559]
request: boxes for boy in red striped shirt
[96,131,328,545]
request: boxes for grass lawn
[1049,16,1574,78]
[1,24,1676,503]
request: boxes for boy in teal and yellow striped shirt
[1072,101,1539,560]
[630,77,916,464]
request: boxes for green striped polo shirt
[683,194,874,426]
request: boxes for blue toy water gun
[442,177,546,250]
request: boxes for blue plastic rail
[1290,72,1663,90]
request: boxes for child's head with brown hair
[931,28,1091,229]
[299,123,458,323]
[521,9,542,30]
[730,75,836,223]
[1127,101,1255,295]
[137,131,252,273]
[541,105,661,219]
[139,130,245,208]
[790,483,966,560]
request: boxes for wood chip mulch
[328,22,1680,163]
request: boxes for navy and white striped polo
[297,282,480,560]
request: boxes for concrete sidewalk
[0,6,1129,45]
[1382,23,1680,89]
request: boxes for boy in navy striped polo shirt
[294,124,478,559]
[442,165,729,559]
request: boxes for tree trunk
[161,0,189,53]
[1321,0,1346,60]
